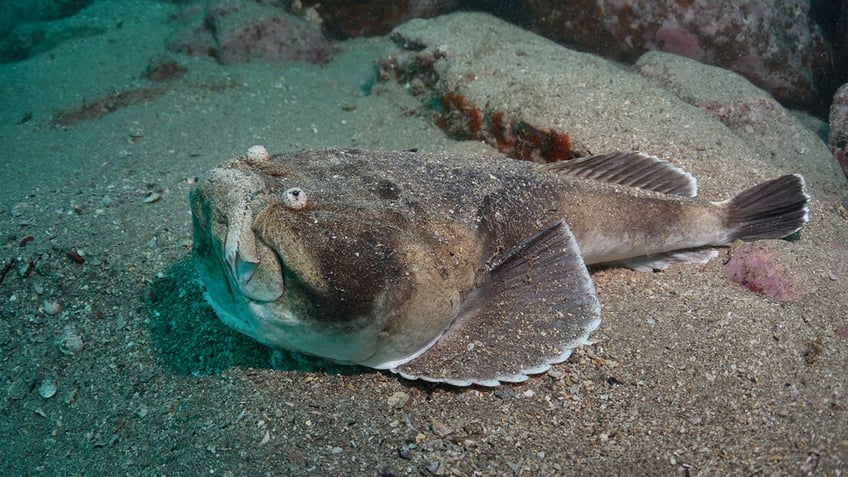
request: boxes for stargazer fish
[190,146,809,386]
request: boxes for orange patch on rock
[437,93,573,164]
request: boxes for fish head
[190,148,470,367]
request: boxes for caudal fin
[723,174,810,243]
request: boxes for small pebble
[142,191,162,204]
[397,446,414,460]
[7,379,27,400]
[547,368,565,379]
[430,418,454,438]
[426,461,443,475]
[38,378,57,399]
[387,391,409,409]
[43,300,61,315]
[56,328,84,355]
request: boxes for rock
[38,378,57,399]
[385,12,838,194]
[0,9,106,63]
[6,378,27,400]
[166,4,217,58]
[634,51,844,186]
[430,418,454,438]
[829,82,848,179]
[0,0,92,37]
[42,299,61,316]
[210,1,331,64]
[519,0,831,108]
[387,391,410,409]
[290,0,459,38]
[168,0,332,65]
[56,328,84,355]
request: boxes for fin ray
[542,151,698,197]
[612,249,720,272]
[393,221,601,386]
[721,174,810,243]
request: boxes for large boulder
[381,12,842,191]
[829,82,848,178]
[0,0,100,63]
[168,0,332,64]
[519,0,831,109]
[0,0,92,37]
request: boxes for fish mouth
[221,226,285,304]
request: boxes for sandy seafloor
[1,2,847,475]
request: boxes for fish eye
[282,187,308,209]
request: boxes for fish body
[190,147,809,386]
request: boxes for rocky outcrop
[168,0,332,65]
[519,0,831,109]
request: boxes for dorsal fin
[541,151,698,197]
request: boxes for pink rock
[654,24,703,60]
[828,82,848,179]
[520,0,831,108]
[167,1,331,65]
[725,242,804,302]
[210,0,331,65]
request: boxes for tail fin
[723,174,810,243]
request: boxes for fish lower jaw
[206,295,409,366]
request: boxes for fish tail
[722,174,810,243]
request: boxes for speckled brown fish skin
[191,148,809,386]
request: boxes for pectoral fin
[393,221,601,387]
